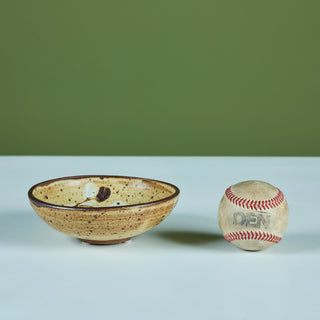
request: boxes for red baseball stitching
[225,186,284,210]
[224,231,282,243]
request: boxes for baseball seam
[224,231,282,243]
[225,187,284,210]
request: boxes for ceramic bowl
[28,175,179,244]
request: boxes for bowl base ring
[79,237,132,245]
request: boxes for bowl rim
[28,175,180,211]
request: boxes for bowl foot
[79,237,132,245]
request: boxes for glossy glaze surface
[28,175,179,244]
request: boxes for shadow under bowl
[28,175,180,245]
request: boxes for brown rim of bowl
[28,175,180,211]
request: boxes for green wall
[2,1,319,155]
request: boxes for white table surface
[0,156,319,320]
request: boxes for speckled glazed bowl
[28,175,179,244]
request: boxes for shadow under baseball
[154,230,224,246]
[145,213,228,250]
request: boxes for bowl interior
[31,176,177,208]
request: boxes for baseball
[218,180,289,251]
